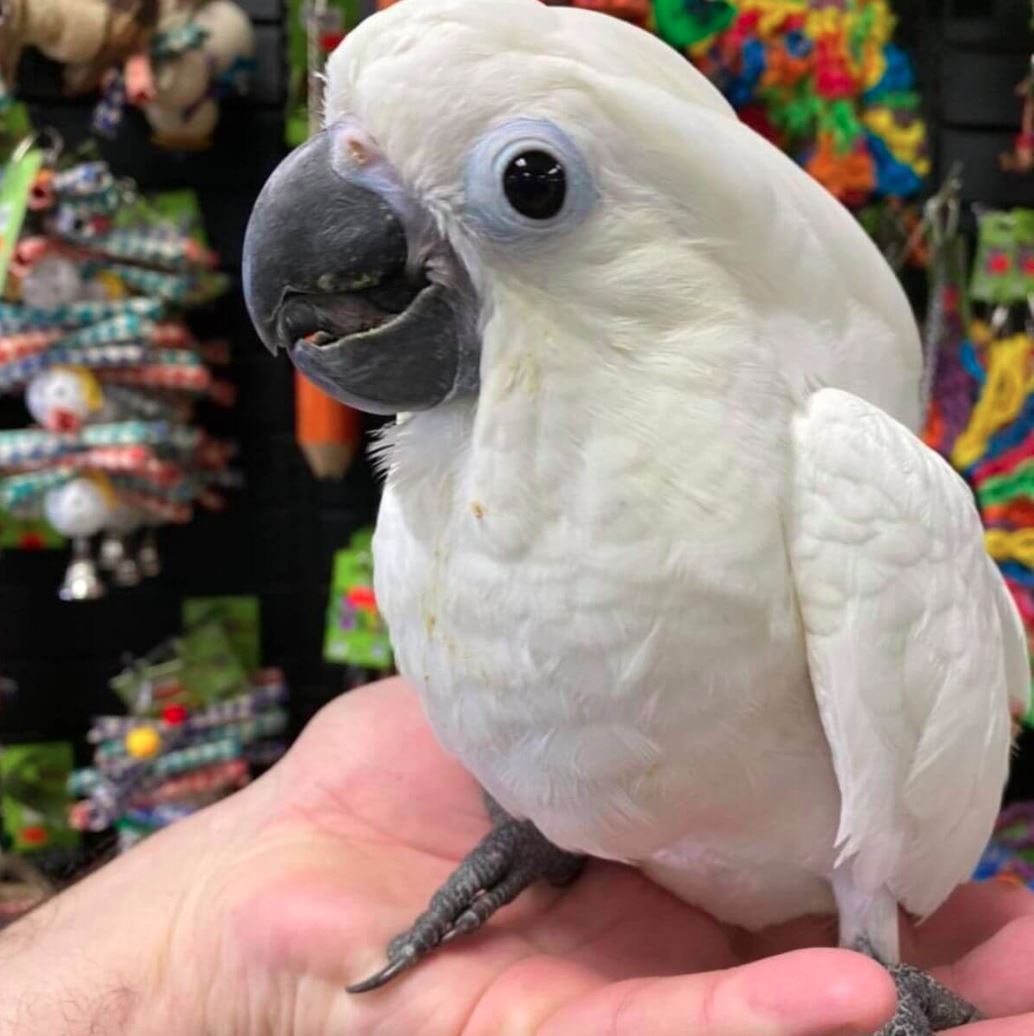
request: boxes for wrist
[0,817,215,1036]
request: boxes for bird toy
[69,611,288,852]
[648,0,929,206]
[923,205,1034,726]
[70,670,288,850]
[0,142,237,598]
[94,0,257,151]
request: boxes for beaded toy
[69,616,289,853]
[0,144,237,598]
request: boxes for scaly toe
[876,963,982,1034]
[347,817,585,993]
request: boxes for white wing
[789,388,1025,917]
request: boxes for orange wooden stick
[295,371,360,480]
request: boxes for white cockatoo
[242,1,1030,1030]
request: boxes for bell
[98,533,126,572]
[58,539,106,602]
[138,529,161,578]
[113,553,141,588]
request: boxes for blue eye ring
[464,118,596,244]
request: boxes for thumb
[537,948,896,1036]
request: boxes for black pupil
[503,150,566,220]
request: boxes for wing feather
[790,388,1021,916]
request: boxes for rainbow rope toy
[647,0,928,205]
[924,209,1034,718]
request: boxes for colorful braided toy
[0,148,237,597]
[647,0,928,205]
[974,802,1034,890]
[70,648,289,851]
[924,208,1034,725]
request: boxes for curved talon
[439,910,481,944]
[347,950,418,993]
[347,815,585,995]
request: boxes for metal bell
[58,538,106,602]
[98,532,126,572]
[137,529,161,578]
[113,553,142,588]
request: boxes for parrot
[242,1,1031,1031]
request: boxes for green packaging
[0,145,42,288]
[0,742,78,853]
[183,596,262,674]
[324,528,393,670]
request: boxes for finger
[931,915,1034,1019]
[905,882,1034,969]
[951,1016,1034,1035]
[537,948,895,1036]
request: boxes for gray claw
[348,816,584,993]
[346,951,419,994]
[439,911,481,944]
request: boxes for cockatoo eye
[465,119,595,243]
[503,150,566,220]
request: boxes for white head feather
[326,0,921,429]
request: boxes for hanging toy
[971,210,1023,309]
[124,725,162,760]
[649,0,929,207]
[18,253,83,309]
[0,143,237,594]
[43,473,116,539]
[97,500,144,581]
[55,534,105,602]
[25,366,104,432]
[69,614,289,851]
[917,169,971,450]
[0,0,160,99]
[128,0,256,151]
[136,523,161,576]
[923,201,1034,715]
[45,474,119,602]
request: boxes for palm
[192,679,1034,1034]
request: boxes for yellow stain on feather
[503,352,541,395]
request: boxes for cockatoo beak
[243,125,481,415]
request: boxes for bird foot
[348,816,584,993]
[857,943,982,1035]
[875,963,983,1034]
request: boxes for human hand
[3,677,1033,1036]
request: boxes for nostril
[345,136,373,166]
[335,124,380,169]
[329,118,388,176]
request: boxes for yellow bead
[125,726,162,759]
